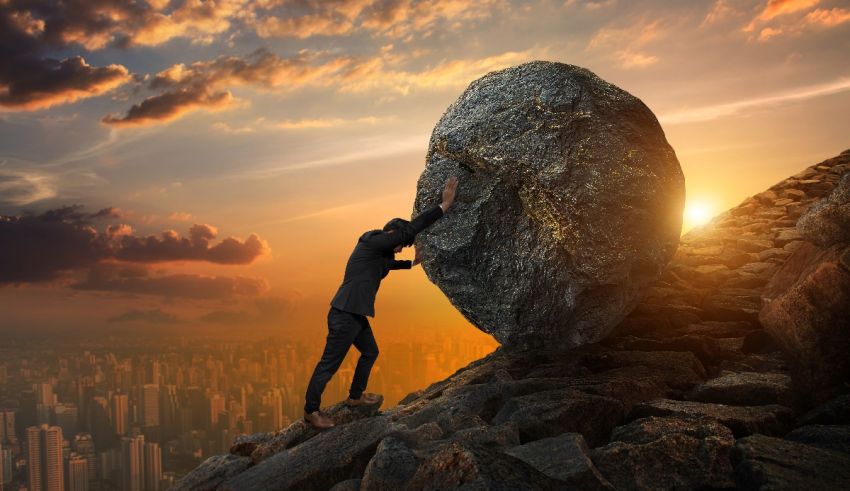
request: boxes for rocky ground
[172,149,850,491]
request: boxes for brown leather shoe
[303,410,335,429]
[344,392,380,406]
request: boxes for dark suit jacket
[330,203,444,317]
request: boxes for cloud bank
[0,205,270,299]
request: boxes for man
[303,175,459,429]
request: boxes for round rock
[412,61,685,351]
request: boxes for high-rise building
[120,435,145,491]
[98,448,121,488]
[67,453,89,491]
[209,394,225,426]
[35,383,55,406]
[35,403,52,426]
[72,433,97,484]
[52,404,78,440]
[1,443,11,487]
[159,386,179,440]
[149,360,161,386]
[26,424,64,491]
[111,393,129,437]
[143,442,161,491]
[262,388,285,430]
[0,410,15,444]
[142,385,159,427]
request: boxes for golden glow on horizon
[683,199,717,233]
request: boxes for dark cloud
[0,206,111,283]
[0,2,131,110]
[73,264,268,299]
[102,47,354,125]
[108,308,185,324]
[0,205,269,284]
[102,88,233,125]
[0,55,131,110]
[0,0,246,111]
[114,223,269,264]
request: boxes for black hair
[382,218,414,246]
[382,217,409,232]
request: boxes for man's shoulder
[359,229,384,242]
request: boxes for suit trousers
[304,306,379,414]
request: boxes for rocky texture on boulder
[412,60,685,351]
[759,161,850,404]
[172,149,850,491]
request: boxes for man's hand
[441,175,458,211]
[412,243,423,267]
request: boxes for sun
[683,199,716,233]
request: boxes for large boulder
[413,60,685,350]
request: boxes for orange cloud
[758,25,783,40]
[131,0,246,46]
[334,47,547,94]
[169,212,194,221]
[744,0,820,31]
[743,0,850,41]
[252,6,360,39]
[585,18,663,69]
[40,0,246,49]
[802,7,850,27]
[700,0,737,27]
[249,0,508,40]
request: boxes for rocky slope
[172,149,850,491]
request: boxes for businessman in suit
[304,175,459,429]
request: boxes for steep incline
[173,149,850,491]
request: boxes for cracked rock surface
[412,60,686,350]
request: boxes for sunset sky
[1,0,848,337]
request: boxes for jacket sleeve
[362,204,444,253]
[389,260,412,270]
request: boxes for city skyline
[0,326,496,488]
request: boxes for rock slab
[413,60,685,350]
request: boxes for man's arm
[361,204,444,253]
[362,175,458,254]
[388,259,412,270]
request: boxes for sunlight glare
[683,199,716,233]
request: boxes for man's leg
[349,316,379,400]
[304,308,359,414]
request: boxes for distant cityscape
[0,326,497,490]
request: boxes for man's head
[383,217,411,253]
